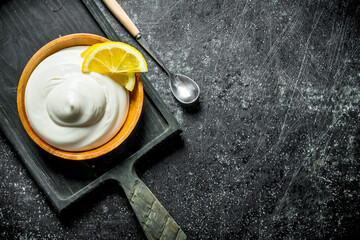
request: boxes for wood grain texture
[124,176,186,240]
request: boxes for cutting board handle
[102,0,140,37]
[114,170,187,239]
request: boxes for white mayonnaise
[25,46,129,151]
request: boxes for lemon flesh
[81,42,146,91]
[82,42,148,74]
[109,72,136,92]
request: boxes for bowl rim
[17,33,144,160]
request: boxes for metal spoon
[103,0,200,104]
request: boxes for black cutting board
[0,74,180,211]
[0,0,186,239]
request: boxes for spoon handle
[102,0,140,37]
[102,0,172,77]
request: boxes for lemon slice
[80,43,102,58]
[81,42,148,74]
[109,72,136,91]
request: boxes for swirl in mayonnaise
[25,46,129,151]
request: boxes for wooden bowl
[17,34,143,160]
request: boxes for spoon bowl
[170,73,200,104]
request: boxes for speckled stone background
[1,0,360,239]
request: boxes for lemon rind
[82,42,148,73]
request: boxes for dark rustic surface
[1,0,360,239]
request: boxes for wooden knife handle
[102,0,140,37]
